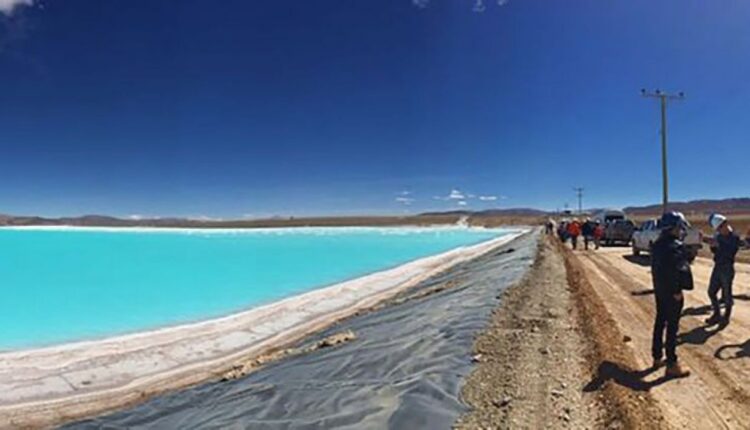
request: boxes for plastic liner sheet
[64,231,538,430]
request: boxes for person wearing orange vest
[567,219,582,250]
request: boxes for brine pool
[0,226,516,350]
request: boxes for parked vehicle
[604,219,635,246]
[593,209,627,225]
[592,210,634,246]
[632,218,703,261]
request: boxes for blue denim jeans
[708,264,735,316]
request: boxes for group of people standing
[650,211,745,378]
[548,218,605,250]
[549,211,746,378]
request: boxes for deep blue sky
[1,0,749,218]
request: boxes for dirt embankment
[456,234,692,429]
[560,242,666,429]
[457,236,608,429]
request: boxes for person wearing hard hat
[651,211,693,378]
[706,213,741,326]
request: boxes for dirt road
[457,235,605,429]
[571,244,750,429]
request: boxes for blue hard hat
[659,211,688,230]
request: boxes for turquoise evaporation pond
[0,226,513,350]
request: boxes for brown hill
[624,198,750,216]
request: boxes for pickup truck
[604,219,635,246]
[632,218,703,262]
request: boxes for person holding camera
[705,213,741,326]
[650,211,693,378]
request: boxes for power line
[573,187,584,214]
[641,88,685,214]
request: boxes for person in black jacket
[581,219,595,250]
[706,213,741,325]
[650,211,692,378]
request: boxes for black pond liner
[63,231,538,430]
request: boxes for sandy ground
[0,232,523,429]
[456,235,604,429]
[567,242,750,429]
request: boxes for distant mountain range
[623,198,750,216]
[0,213,464,228]
[0,214,192,227]
[2,198,749,227]
[425,198,750,218]
[420,208,550,217]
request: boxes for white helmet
[709,213,727,230]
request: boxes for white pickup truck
[632,218,703,262]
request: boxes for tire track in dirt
[582,253,737,428]
[586,252,750,405]
[572,254,704,429]
[574,247,750,429]
[560,242,668,429]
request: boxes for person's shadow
[623,255,651,267]
[715,339,750,361]
[681,304,713,317]
[583,361,675,393]
[682,294,750,317]
[678,322,726,346]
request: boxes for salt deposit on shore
[66,231,538,430]
[0,230,525,428]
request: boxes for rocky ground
[458,233,750,429]
[456,235,605,429]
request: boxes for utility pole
[573,187,584,214]
[641,89,684,214]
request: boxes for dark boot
[705,313,722,325]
